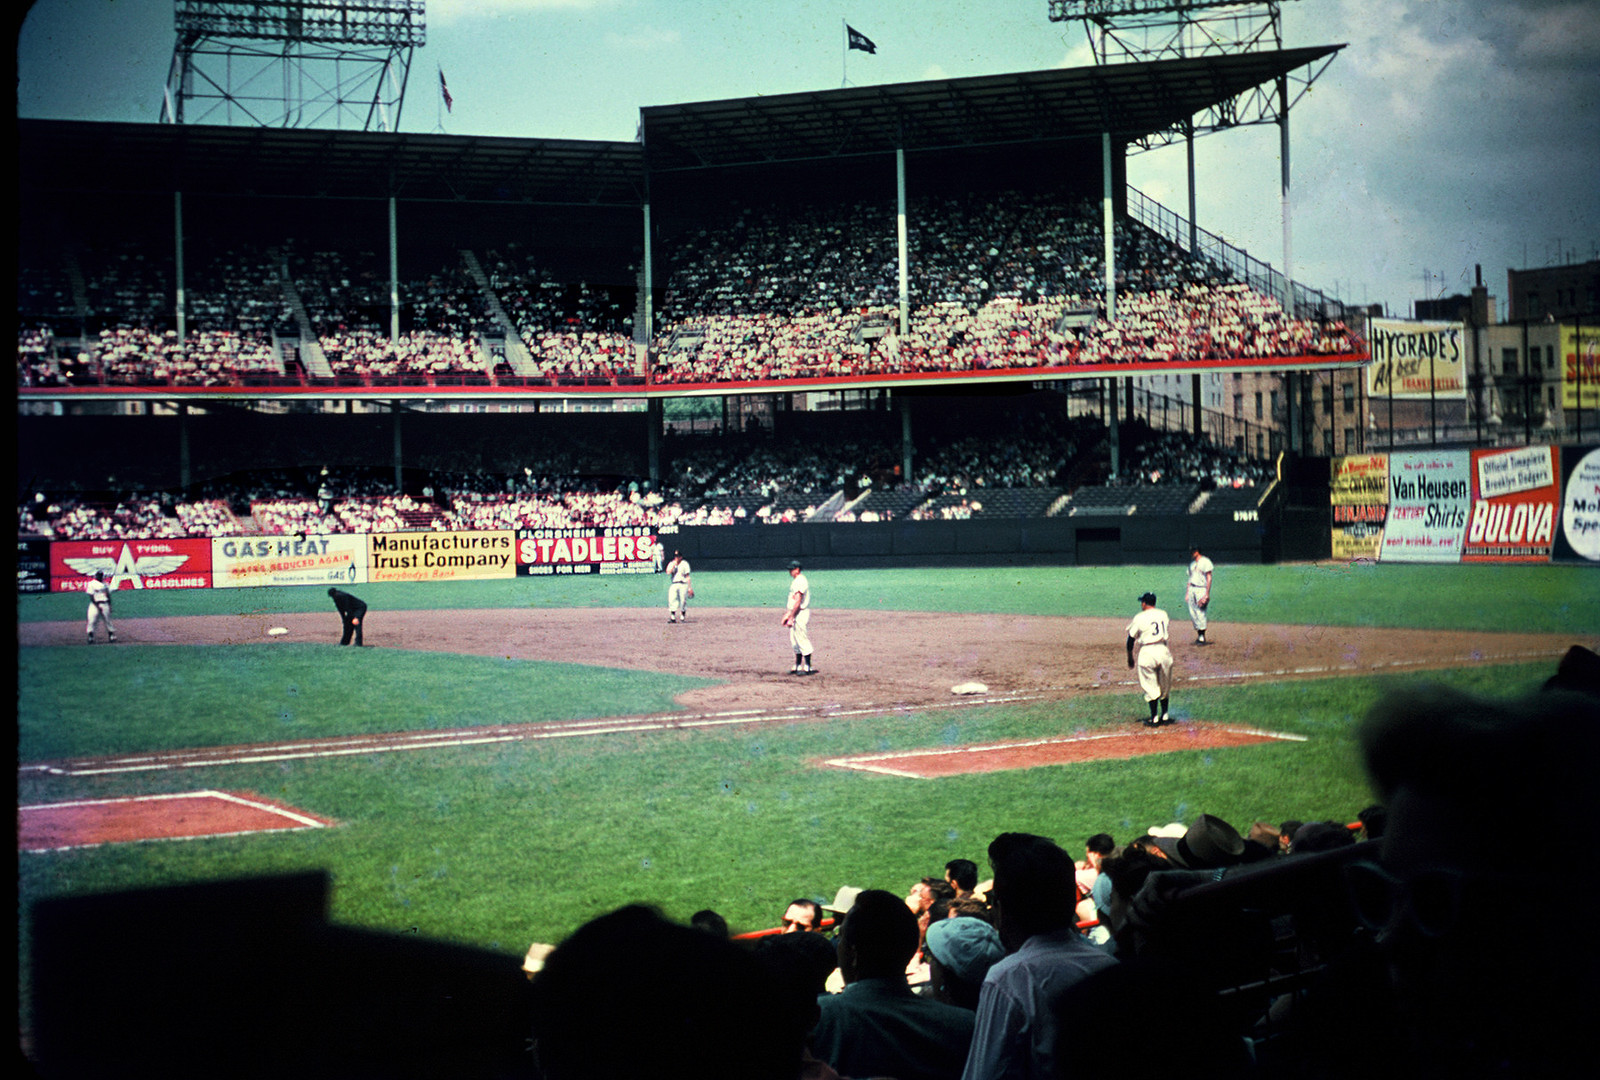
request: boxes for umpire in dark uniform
[328,587,367,646]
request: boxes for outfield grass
[16,563,1596,999]
[19,561,1600,632]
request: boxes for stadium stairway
[460,250,539,375]
[279,261,333,377]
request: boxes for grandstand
[18,51,1377,565]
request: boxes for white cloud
[604,26,681,50]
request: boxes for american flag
[439,68,453,113]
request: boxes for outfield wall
[22,468,1600,594]
[1330,444,1600,564]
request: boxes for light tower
[162,1,426,130]
[1047,1,1336,300]
[1048,2,1340,460]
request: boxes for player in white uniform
[1126,591,1173,726]
[782,560,813,675]
[1185,548,1214,645]
[666,551,692,623]
[85,570,115,644]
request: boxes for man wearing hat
[1126,592,1173,726]
[781,559,814,675]
[924,917,1005,1010]
[1150,814,1246,870]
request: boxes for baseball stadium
[17,2,1600,1077]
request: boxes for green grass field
[17,562,1597,985]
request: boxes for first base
[266,627,289,636]
[951,681,988,695]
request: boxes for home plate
[951,681,988,695]
[266,627,289,636]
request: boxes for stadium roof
[640,47,1342,171]
[20,46,1339,203]
[17,119,647,205]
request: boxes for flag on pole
[846,25,877,54]
[439,68,453,112]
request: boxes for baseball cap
[788,560,803,570]
[923,918,1005,986]
[1139,592,1157,606]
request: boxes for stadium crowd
[18,191,1359,390]
[17,413,1275,540]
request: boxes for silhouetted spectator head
[1096,846,1168,949]
[1355,680,1600,1076]
[1084,833,1116,866]
[836,888,920,983]
[689,908,730,937]
[748,929,840,1055]
[1289,821,1355,855]
[986,832,1080,951]
[1277,820,1304,852]
[1543,644,1600,697]
[945,858,979,894]
[528,905,798,1080]
[1356,804,1387,841]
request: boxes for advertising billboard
[50,538,214,592]
[1330,454,1388,561]
[212,535,368,588]
[1366,319,1466,400]
[1552,445,1600,564]
[1561,325,1600,410]
[367,531,517,582]
[1379,450,1470,563]
[517,528,662,576]
[1462,446,1558,562]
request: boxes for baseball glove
[686,588,694,598]
[1198,600,1208,611]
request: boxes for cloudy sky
[16,0,1600,318]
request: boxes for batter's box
[821,724,1305,779]
[19,790,337,853]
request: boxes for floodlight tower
[1048,1,1335,305]
[162,1,426,131]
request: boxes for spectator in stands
[962,833,1118,1080]
[945,859,980,901]
[1334,678,1600,1077]
[1355,803,1387,841]
[908,876,956,958]
[923,917,1006,1011]
[811,888,976,1080]
[1243,821,1284,861]
[527,904,800,1080]
[690,909,730,938]
[1074,834,1115,927]
[782,898,824,934]
[1288,820,1356,855]
[747,931,848,1080]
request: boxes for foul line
[18,646,1561,778]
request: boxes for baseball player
[1185,547,1214,645]
[1126,591,1173,727]
[781,559,813,675]
[328,587,367,646]
[666,550,692,623]
[85,570,115,644]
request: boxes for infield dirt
[19,607,1585,719]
